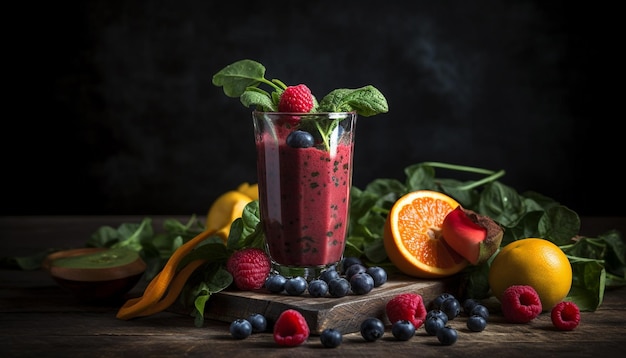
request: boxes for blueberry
[341,257,362,272]
[265,274,287,293]
[470,304,490,320]
[349,272,374,295]
[344,263,367,280]
[284,276,307,296]
[286,130,314,148]
[426,309,449,324]
[424,316,445,336]
[246,313,267,333]
[436,326,458,346]
[431,293,455,310]
[365,266,387,287]
[360,318,385,342]
[320,328,343,348]
[308,279,329,298]
[467,315,487,332]
[319,267,340,283]
[440,297,461,320]
[328,277,351,298]
[463,298,479,315]
[229,318,252,339]
[391,320,415,341]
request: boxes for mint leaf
[212,59,269,97]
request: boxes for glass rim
[252,110,357,116]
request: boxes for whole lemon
[488,238,572,311]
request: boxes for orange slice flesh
[383,190,469,278]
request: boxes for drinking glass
[252,111,357,280]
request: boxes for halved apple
[441,206,503,265]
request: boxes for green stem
[422,161,506,191]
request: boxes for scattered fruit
[383,190,468,278]
[320,328,343,348]
[307,279,329,298]
[273,309,310,347]
[551,301,580,331]
[360,317,385,342]
[436,326,458,346]
[265,274,287,293]
[284,276,307,296]
[366,266,388,287]
[431,293,455,310]
[386,293,427,329]
[247,313,267,333]
[229,318,252,339]
[391,320,416,341]
[467,315,487,332]
[426,309,449,325]
[440,297,461,321]
[328,277,351,298]
[470,304,490,320]
[441,206,503,265]
[350,272,375,295]
[500,285,543,323]
[489,238,573,310]
[424,316,446,336]
[226,248,271,291]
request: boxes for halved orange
[383,190,469,278]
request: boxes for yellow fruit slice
[206,184,257,242]
[237,182,259,201]
[488,238,572,311]
[383,190,468,278]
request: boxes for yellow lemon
[488,238,572,311]
[206,183,258,243]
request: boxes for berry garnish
[273,309,310,347]
[360,318,385,342]
[226,248,271,290]
[386,293,427,329]
[391,320,415,341]
[551,301,581,331]
[320,328,343,348]
[229,318,252,339]
[278,84,314,113]
[286,130,314,148]
[500,285,543,323]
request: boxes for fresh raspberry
[551,301,580,331]
[278,84,314,113]
[273,309,310,346]
[385,293,427,329]
[500,285,542,323]
[226,248,271,290]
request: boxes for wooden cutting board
[202,273,462,334]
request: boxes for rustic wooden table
[1,216,625,357]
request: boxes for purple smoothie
[255,114,355,267]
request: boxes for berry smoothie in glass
[253,111,356,279]
[212,59,388,280]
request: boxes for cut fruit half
[383,190,469,278]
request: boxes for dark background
[5,0,622,217]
